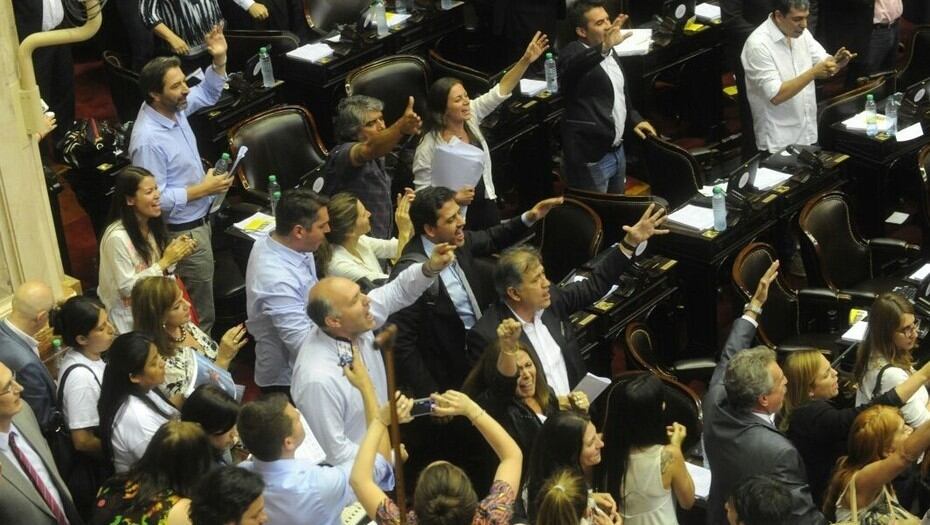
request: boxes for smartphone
[410,397,435,418]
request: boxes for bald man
[0,281,60,431]
[291,243,455,466]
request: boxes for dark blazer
[703,318,825,525]
[0,403,83,525]
[466,246,631,390]
[558,40,644,171]
[388,217,530,397]
[0,322,58,430]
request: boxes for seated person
[319,191,414,284]
[727,475,795,525]
[185,466,268,525]
[180,384,240,466]
[534,469,590,525]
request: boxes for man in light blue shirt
[129,24,234,336]
[245,189,330,392]
[238,393,393,525]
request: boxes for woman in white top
[413,32,549,231]
[98,167,196,333]
[132,276,247,404]
[599,374,694,525]
[854,292,930,428]
[97,331,179,473]
[319,191,414,284]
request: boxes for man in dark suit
[704,260,825,525]
[0,281,59,432]
[466,204,668,396]
[558,0,656,194]
[0,361,83,525]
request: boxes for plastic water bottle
[268,174,281,206]
[865,94,878,137]
[373,0,389,37]
[214,153,231,176]
[712,185,727,232]
[395,0,407,14]
[271,191,282,217]
[544,52,558,94]
[258,47,275,88]
[885,97,898,137]
[441,0,453,10]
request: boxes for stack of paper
[842,111,891,133]
[520,78,548,97]
[752,167,793,190]
[287,42,335,63]
[667,204,715,231]
[897,122,925,142]
[909,263,930,282]
[573,373,611,402]
[841,319,869,343]
[614,29,652,57]
[685,463,712,500]
[695,3,722,22]
[431,141,485,191]
[234,212,275,240]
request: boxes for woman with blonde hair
[822,405,930,522]
[780,349,930,506]
[534,470,590,525]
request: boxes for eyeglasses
[0,371,19,396]
[898,319,921,337]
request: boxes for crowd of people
[6,0,930,524]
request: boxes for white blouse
[111,390,178,472]
[57,350,107,430]
[327,236,399,282]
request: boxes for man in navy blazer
[704,260,825,525]
[0,281,59,432]
[558,0,656,194]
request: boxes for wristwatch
[620,238,647,257]
[743,302,763,316]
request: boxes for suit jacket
[703,318,825,525]
[558,40,644,171]
[0,322,58,430]
[0,403,83,525]
[466,246,631,390]
[388,217,530,397]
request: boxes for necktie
[8,432,69,525]
[452,261,482,320]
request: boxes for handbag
[834,471,921,525]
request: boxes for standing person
[844,0,902,86]
[180,384,240,466]
[98,167,196,334]
[129,24,234,337]
[740,0,854,153]
[559,1,657,194]
[413,32,549,230]
[326,95,421,240]
[534,469,594,525]
[139,0,232,71]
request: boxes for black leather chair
[915,145,930,250]
[642,135,704,210]
[224,30,300,78]
[624,322,716,385]
[536,198,604,283]
[428,30,508,97]
[563,187,669,247]
[226,105,329,205]
[817,78,891,150]
[797,191,919,295]
[897,25,930,91]
[102,50,143,124]
[345,55,430,127]
[731,242,844,354]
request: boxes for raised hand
[396,96,422,135]
[526,196,565,222]
[431,390,480,419]
[496,318,522,348]
[426,242,456,273]
[622,203,669,245]
[522,31,550,64]
[666,422,687,447]
[751,260,780,308]
[217,323,248,368]
[455,185,475,206]
[343,344,373,391]
[833,47,857,69]
[204,23,228,60]
[603,15,630,51]
[395,189,415,237]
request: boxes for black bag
[58,118,128,171]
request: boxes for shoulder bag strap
[873,364,894,399]
[57,363,99,409]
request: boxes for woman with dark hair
[524,411,620,524]
[132,276,246,402]
[412,33,548,230]
[92,420,213,525]
[185,466,267,525]
[97,331,179,473]
[352,390,523,525]
[854,293,930,428]
[98,166,195,333]
[318,191,414,283]
[599,374,694,525]
[181,384,240,465]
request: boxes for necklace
[168,324,187,344]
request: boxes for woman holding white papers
[413,31,550,230]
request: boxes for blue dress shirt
[128,65,225,224]
[421,235,477,329]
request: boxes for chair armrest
[868,237,920,257]
[671,358,717,372]
[797,287,840,303]
[797,287,841,334]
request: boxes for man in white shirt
[740,0,855,153]
[291,242,455,466]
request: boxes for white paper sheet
[698,184,716,197]
[386,12,410,27]
[431,141,485,191]
[841,319,869,343]
[752,166,793,190]
[842,111,891,132]
[573,373,611,403]
[614,29,652,57]
[287,42,334,63]
[234,212,275,240]
[910,263,930,281]
[896,122,925,142]
[667,204,715,230]
[886,211,909,224]
[520,78,548,97]
[695,3,721,22]
[685,462,712,500]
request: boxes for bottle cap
[866,94,874,100]
[52,338,62,348]
[260,47,267,54]
[713,185,724,195]
[546,52,553,59]
[221,153,231,160]
[269,175,277,183]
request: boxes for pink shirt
[874,0,903,24]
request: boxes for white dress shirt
[874,0,903,24]
[741,16,829,153]
[291,261,438,466]
[41,0,64,31]
[327,236,398,283]
[508,306,571,396]
[595,46,628,147]
[0,424,66,512]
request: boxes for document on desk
[431,141,485,192]
[614,29,652,57]
[751,167,792,190]
[695,3,722,22]
[667,204,715,231]
[287,42,335,63]
[234,212,275,240]
[841,319,869,343]
[909,263,930,282]
[685,463,712,500]
[386,12,411,27]
[574,373,611,403]
[896,122,924,142]
[520,78,548,97]
[842,111,891,132]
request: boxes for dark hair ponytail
[49,296,105,348]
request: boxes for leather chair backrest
[564,187,669,247]
[428,31,508,97]
[224,30,300,77]
[643,135,703,210]
[102,50,143,124]
[817,78,888,150]
[898,25,930,91]
[798,191,870,290]
[917,145,930,230]
[732,242,799,347]
[537,198,604,283]
[624,322,673,377]
[345,55,430,127]
[228,105,328,198]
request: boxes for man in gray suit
[0,361,82,525]
[704,260,825,525]
[0,281,59,431]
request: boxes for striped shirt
[140,0,224,54]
